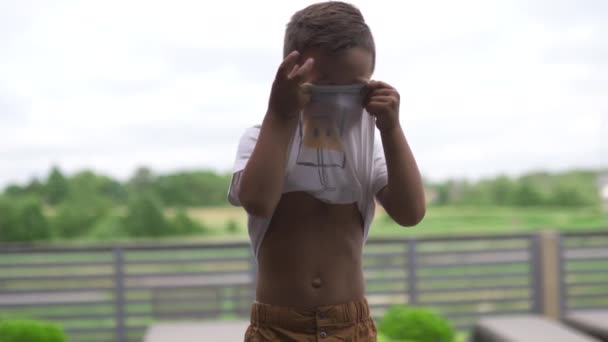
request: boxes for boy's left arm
[366,81,426,227]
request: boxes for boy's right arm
[237,51,314,218]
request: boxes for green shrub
[51,196,111,238]
[124,193,169,237]
[171,209,207,235]
[378,306,454,342]
[0,196,50,242]
[87,213,128,240]
[0,319,67,342]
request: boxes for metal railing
[1,231,606,342]
[559,231,608,314]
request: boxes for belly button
[311,277,323,288]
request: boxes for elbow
[238,187,275,219]
[394,203,426,227]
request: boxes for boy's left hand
[364,80,400,133]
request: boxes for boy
[228,2,426,341]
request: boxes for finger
[277,51,300,78]
[366,80,396,92]
[368,95,395,103]
[373,80,395,89]
[364,82,397,104]
[289,58,314,83]
[366,102,387,115]
[287,63,299,79]
[367,101,390,109]
[369,88,398,98]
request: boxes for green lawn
[187,205,608,239]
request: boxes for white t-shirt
[227,111,388,259]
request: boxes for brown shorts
[244,299,377,341]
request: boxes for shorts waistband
[250,299,372,333]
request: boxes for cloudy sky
[1,0,606,187]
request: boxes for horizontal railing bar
[366,289,407,296]
[127,310,224,319]
[566,304,608,311]
[0,241,251,253]
[0,300,112,308]
[36,312,117,321]
[124,282,253,292]
[363,265,408,273]
[417,248,528,257]
[418,284,530,293]
[565,280,608,287]
[62,327,116,334]
[125,270,249,279]
[443,309,531,320]
[125,256,250,265]
[416,260,529,268]
[369,234,533,243]
[0,287,114,295]
[565,268,608,275]
[363,249,406,255]
[565,293,608,301]
[366,276,407,283]
[0,274,113,282]
[418,296,531,306]
[0,260,113,268]
[417,271,529,282]
[563,256,608,262]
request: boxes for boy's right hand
[267,51,314,121]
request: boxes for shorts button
[319,331,328,338]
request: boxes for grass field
[186,205,608,239]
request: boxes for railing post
[529,234,544,314]
[557,233,567,318]
[538,230,562,319]
[113,247,126,342]
[407,239,418,305]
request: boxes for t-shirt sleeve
[372,138,388,196]
[227,126,260,206]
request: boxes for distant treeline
[0,166,604,242]
[431,170,602,208]
[2,167,603,209]
[2,167,231,208]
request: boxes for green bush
[0,319,67,342]
[124,193,169,237]
[51,196,112,238]
[87,213,128,240]
[171,209,207,235]
[378,306,454,342]
[0,196,50,242]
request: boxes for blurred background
[0,0,607,341]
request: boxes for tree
[170,209,207,235]
[490,176,514,206]
[129,167,155,194]
[46,166,69,205]
[0,197,50,242]
[51,196,111,238]
[124,193,169,237]
[512,180,545,206]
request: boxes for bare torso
[256,191,366,309]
